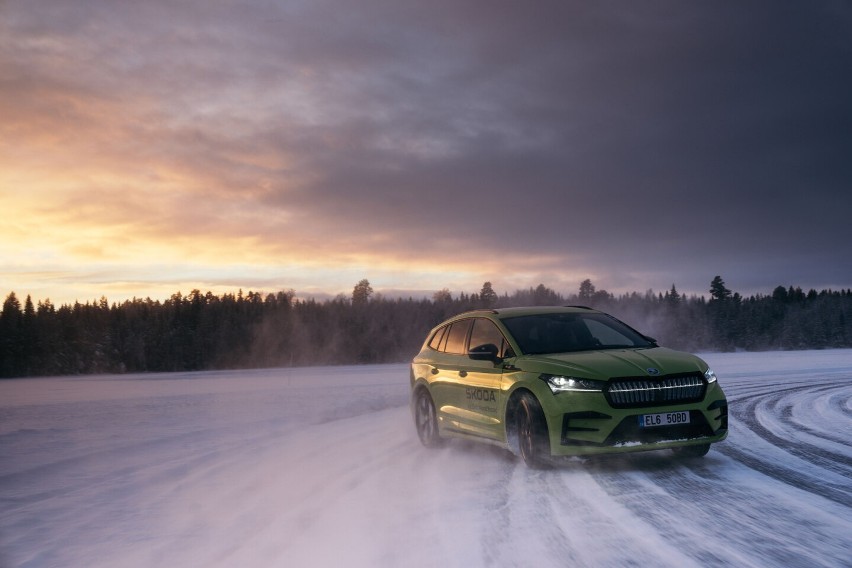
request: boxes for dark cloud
[2,0,850,300]
[283,1,852,293]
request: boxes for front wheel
[414,389,443,447]
[517,393,550,468]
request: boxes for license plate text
[639,411,690,428]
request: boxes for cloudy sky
[2,1,850,305]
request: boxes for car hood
[513,347,707,380]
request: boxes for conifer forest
[1,276,849,378]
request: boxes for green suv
[410,306,728,467]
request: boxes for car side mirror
[468,343,501,362]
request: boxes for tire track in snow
[739,383,851,472]
[720,377,852,507]
[478,453,703,568]
[585,451,851,568]
[578,370,852,567]
[715,444,850,508]
[779,393,850,447]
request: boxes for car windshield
[501,313,655,355]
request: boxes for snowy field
[1,350,850,568]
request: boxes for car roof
[450,305,597,322]
[493,306,595,318]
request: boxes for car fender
[500,370,555,424]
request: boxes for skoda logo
[646,367,660,376]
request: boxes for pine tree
[352,279,373,305]
[479,282,498,308]
[578,279,595,302]
[710,276,732,301]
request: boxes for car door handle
[459,370,468,378]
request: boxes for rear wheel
[414,389,443,447]
[673,443,711,457]
[517,392,550,468]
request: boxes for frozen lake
[1,349,850,567]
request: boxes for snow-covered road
[1,350,850,567]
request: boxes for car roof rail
[457,308,499,316]
[563,305,593,310]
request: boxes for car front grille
[606,373,706,408]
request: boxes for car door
[426,318,474,432]
[452,317,507,441]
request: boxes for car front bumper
[538,384,728,456]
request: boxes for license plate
[639,411,690,428]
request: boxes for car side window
[444,319,473,354]
[428,325,448,351]
[469,318,508,357]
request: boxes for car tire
[517,392,550,468]
[672,443,711,458]
[414,389,443,448]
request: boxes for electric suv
[410,306,728,467]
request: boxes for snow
[1,350,850,568]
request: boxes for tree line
[0,276,850,378]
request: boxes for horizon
[3,276,846,310]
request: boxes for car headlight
[541,374,606,394]
[704,369,718,384]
